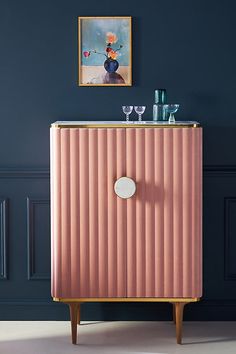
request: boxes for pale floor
[1,321,236,354]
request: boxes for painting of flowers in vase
[78,17,132,86]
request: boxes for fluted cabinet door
[51,128,127,298]
[126,127,202,298]
[51,127,202,299]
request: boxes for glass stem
[138,114,142,121]
[169,113,175,123]
[126,114,129,122]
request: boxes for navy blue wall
[1,0,236,320]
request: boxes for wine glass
[122,106,133,122]
[163,104,179,123]
[134,106,146,122]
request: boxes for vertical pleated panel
[97,129,108,296]
[60,129,71,296]
[182,128,193,296]
[116,129,127,297]
[154,129,164,296]
[126,129,136,297]
[173,129,183,296]
[79,129,89,296]
[107,129,117,296]
[50,128,62,297]
[135,129,146,296]
[125,127,202,298]
[163,129,174,297]
[70,129,80,297]
[51,127,127,298]
[199,129,203,296]
[88,129,98,297]
[196,128,203,296]
[191,129,197,297]
[144,129,155,296]
[51,127,202,299]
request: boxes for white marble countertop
[51,120,200,128]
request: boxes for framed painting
[78,16,132,86]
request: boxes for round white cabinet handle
[114,177,136,199]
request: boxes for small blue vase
[104,59,119,73]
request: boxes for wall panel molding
[224,197,236,280]
[0,168,49,179]
[204,165,236,177]
[1,165,236,179]
[27,197,50,281]
[0,198,8,280]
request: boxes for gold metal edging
[53,297,200,303]
[51,123,200,129]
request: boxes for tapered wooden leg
[172,303,176,324]
[77,303,81,325]
[175,302,186,344]
[68,303,79,344]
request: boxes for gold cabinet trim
[51,123,200,128]
[53,297,200,303]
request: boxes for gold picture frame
[78,16,132,86]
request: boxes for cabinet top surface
[51,121,200,128]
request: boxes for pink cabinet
[50,122,202,344]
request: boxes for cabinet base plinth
[54,297,200,345]
[53,297,199,303]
